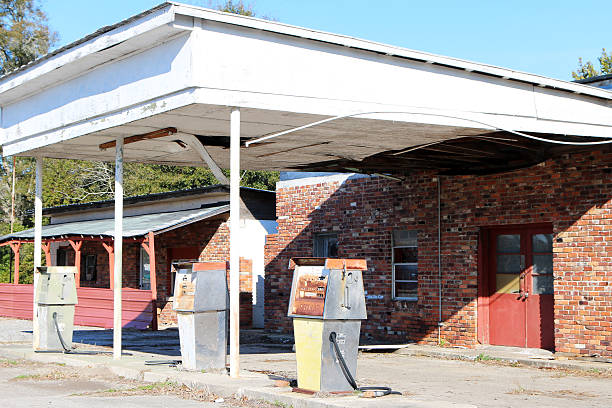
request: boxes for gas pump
[173,261,228,371]
[34,266,78,352]
[287,258,367,393]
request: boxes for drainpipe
[437,176,443,344]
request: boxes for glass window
[532,233,554,295]
[140,248,151,290]
[393,230,418,300]
[497,234,521,253]
[57,248,67,267]
[313,233,338,258]
[82,254,97,282]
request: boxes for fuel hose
[329,332,401,397]
[33,312,113,355]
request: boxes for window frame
[82,253,97,282]
[313,232,338,258]
[140,247,151,290]
[57,247,68,267]
[392,230,418,301]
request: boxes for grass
[12,373,41,380]
[272,401,293,408]
[474,353,500,362]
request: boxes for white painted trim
[229,107,240,378]
[1,87,198,155]
[0,4,176,99]
[170,3,611,100]
[113,138,124,360]
[32,157,43,350]
[277,173,370,189]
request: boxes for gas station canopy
[0,2,610,175]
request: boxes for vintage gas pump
[173,261,228,371]
[34,266,78,352]
[287,258,367,393]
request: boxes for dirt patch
[80,381,287,407]
[507,386,598,399]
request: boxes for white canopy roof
[0,2,610,174]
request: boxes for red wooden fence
[0,284,154,329]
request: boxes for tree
[0,0,57,75]
[572,48,612,80]
[216,0,254,16]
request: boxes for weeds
[475,353,500,362]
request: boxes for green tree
[0,0,57,75]
[216,0,254,16]
[572,48,612,80]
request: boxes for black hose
[329,332,401,397]
[52,312,72,353]
[144,360,182,367]
[48,311,112,355]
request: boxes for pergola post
[113,138,124,359]
[41,242,51,266]
[102,241,114,289]
[9,241,21,284]
[68,240,83,287]
[33,157,43,349]
[229,107,241,378]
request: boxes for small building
[0,185,276,329]
[264,146,611,357]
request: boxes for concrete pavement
[2,318,612,407]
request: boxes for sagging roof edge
[41,185,274,216]
[0,2,610,101]
[0,205,231,243]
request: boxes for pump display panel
[290,267,329,317]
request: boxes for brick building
[264,148,611,357]
[1,185,276,329]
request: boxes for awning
[0,204,229,243]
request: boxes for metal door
[488,226,554,350]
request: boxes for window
[140,247,151,290]
[82,254,97,282]
[392,230,418,300]
[313,233,338,258]
[57,248,67,266]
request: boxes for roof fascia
[171,3,611,100]
[0,3,178,104]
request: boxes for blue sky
[41,0,611,81]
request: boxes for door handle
[518,267,527,300]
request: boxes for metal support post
[33,157,43,349]
[229,108,241,378]
[113,138,124,359]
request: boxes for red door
[487,226,554,350]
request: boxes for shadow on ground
[68,328,293,356]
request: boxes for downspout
[438,176,443,344]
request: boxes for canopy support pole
[113,138,124,360]
[33,157,43,349]
[229,107,241,378]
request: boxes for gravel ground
[0,358,279,408]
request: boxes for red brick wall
[153,215,253,326]
[265,149,611,356]
[55,215,255,327]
